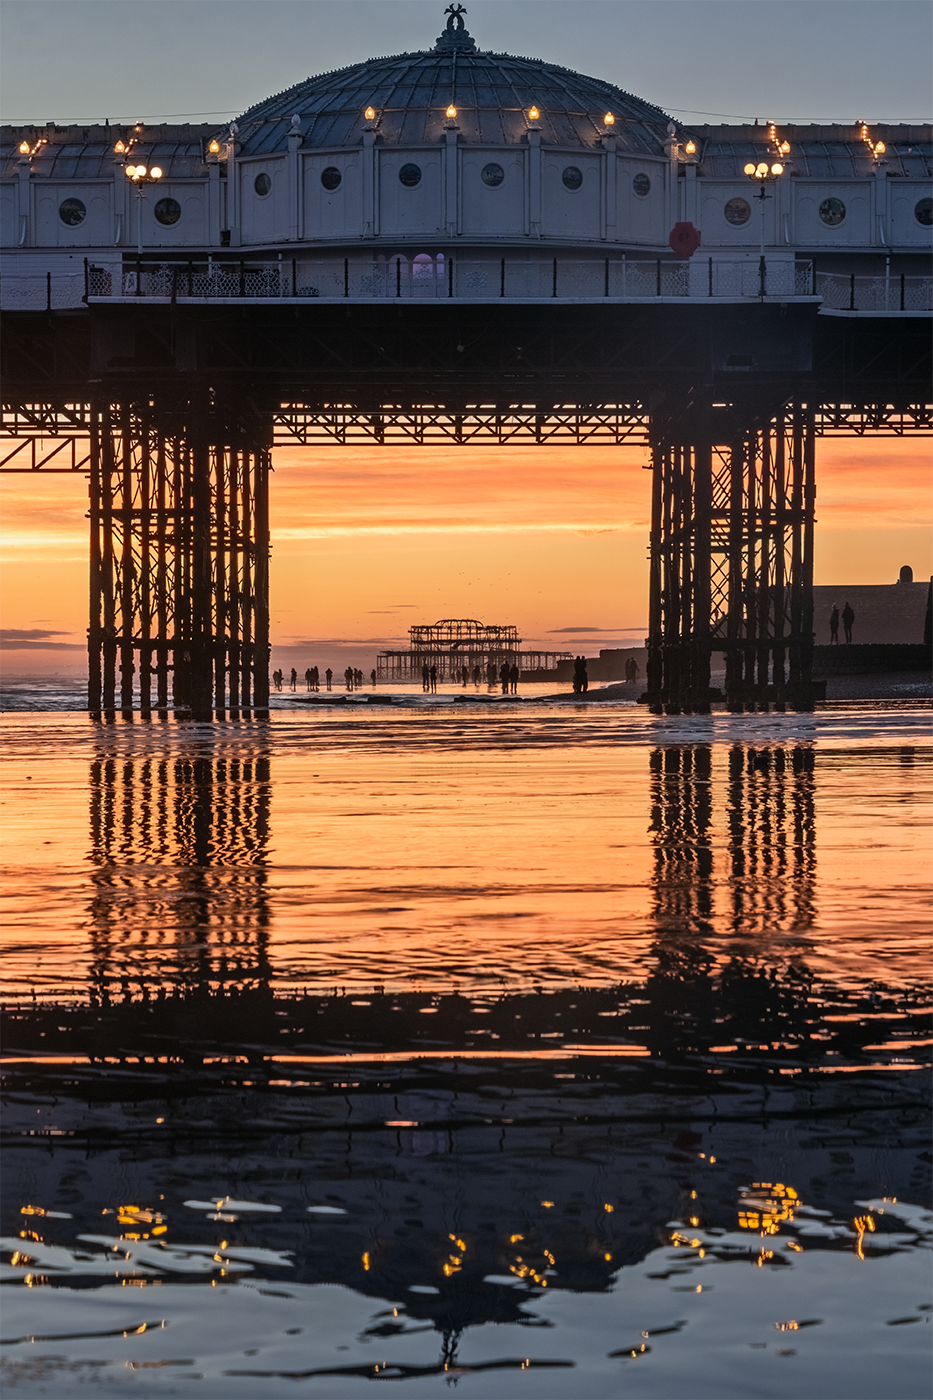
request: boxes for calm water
[1,701,930,1398]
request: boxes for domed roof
[227,12,672,158]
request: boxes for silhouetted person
[345,666,353,690]
[325,668,333,691]
[313,666,319,691]
[487,661,496,686]
[422,663,430,693]
[842,601,855,644]
[572,655,582,694]
[580,657,588,693]
[499,662,509,694]
[429,664,438,694]
[290,667,298,691]
[509,663,519,695]
[305,667,313,692]
[473,665,481,686]
[625,656,639,684]
[462,666,469,687]
[829,604,839,644]
[370,669,376,687]
[273,669,283,692]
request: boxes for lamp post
[743,159,783,297]
[124,162,163,263]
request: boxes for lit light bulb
[364,106,376,122]
[604,112,615,126]
[756,162,769,177]
[780,140,790,154]
[744,162,757,176]
[685,139,696,154]
[209,139,220,154]
[150,166,162,179]
[114,140,125,154]
[770,162,783,175]
[19,141,30,155]
[135,164,148,178]
[446,104,457,119]
[529,106,540,121]
[875,141,886,154]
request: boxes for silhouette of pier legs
[647,398,815,713]
[88,393,270,718]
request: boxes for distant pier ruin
[377,619,571,684]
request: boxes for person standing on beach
[499,662,509,695]
[580,657,588,694]
[305,667,313,692]
[830,605,840,644]
[842,601,855,644]
[473,665,481,686]
[429,664,438,694]
[422,663,430,693]
[509,662,519,695]
[273,669,283,692]
[325,668,332,691]
[370,669,376,687]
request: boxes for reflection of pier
[650,742,815,945]
[87,727,272,1004]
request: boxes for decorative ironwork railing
[815,270,933,313]
[85,256,821,303]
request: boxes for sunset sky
[2,438,930,675]
[1,0,931,675]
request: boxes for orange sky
[1,438,930,674]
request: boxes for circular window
[321,166,341,191]
[724,197,751,226]
[58,197,86,227]
[154,197,181,227]
[562,166,583,191]
[819,197,846,227]
[481,162,504,188]
[914,197,933,226]
[399,163,422,188]
[632,173,651,198]
[254,172,271,197]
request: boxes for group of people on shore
[271,665,379,693]
[420,662,521,694]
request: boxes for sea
[1,675,930,1398]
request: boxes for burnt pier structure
[1,295,930,716]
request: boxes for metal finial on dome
[436,2,475,51]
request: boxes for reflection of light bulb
[529,106,540,121]
[604,112,614,126]
[209,139,220,154]
[364,106,376,121]
[19,141,30,155]
[685,139,696,154]
[446,104,457,119]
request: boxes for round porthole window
[58,197,86,226]
[399,163,422,188]
[154,197,181,227]
[632,173,650,197]
[321,167,341,191]
[819,197,846,226]
[914,196,933,226]
[481,162,504,188]
[562,166,583,191]
[254,172,272,197]
[724,197,751,226]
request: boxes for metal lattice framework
[88,397,269,716]
[647,399,815,712]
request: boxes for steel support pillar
[88,392,271,718]
[647,399,816,713]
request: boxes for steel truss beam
[647,397,816,714]
[88,395,270,718]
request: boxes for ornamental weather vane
[445,3,468,30]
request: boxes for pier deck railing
[2,258,929,312]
